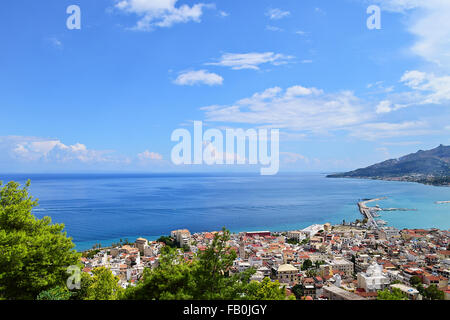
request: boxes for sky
[0,0,449,173]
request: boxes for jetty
[357,197,387,229]
[435,201,450,204]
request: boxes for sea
[1,173,449,251]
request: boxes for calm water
[1,173,449,251]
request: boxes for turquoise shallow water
[1,173,449,251]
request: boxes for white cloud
[374,0,450,69]
[266,8,290,20]
[295,30,308,36]
[400,70,450,104]
[174,70,223,86]
[137,150,163,161]
[281,152,309,164]
[375,100,407,113]
[114,0,211,30]
[349,121,432,140]
[1,136,116,163]
[205,52,294,70]
[266,25,284,32]
[201,85,369,133]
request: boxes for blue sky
[0,0,449,173]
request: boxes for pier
[357,197,387,229]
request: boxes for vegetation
[156,235,177,248]
[301,259,313,271]
[422,284,445,300]
[0,181,80,300]
[37,286,72,300]
[377,288,408,300]
[124,228,290,300]
[409,275,422,287]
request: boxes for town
[80,218,450,300]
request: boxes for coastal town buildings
[79,223,449,300]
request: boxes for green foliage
[0,181,80,300]
[82,267,123,300]
[123,246,197,300]
[301,259,313,270]
[423,284,445,300]
[292,284,304,299]
[244,277,288,300]
[37,286,72,300]
[305,269,317,277]
[124,228,287,300]
[286,238,299,245]
[409,275,422,286]
[82,249,101,259]
[156,235,177,248]
[377,288,408,300]
[300,238,310,245]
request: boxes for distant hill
[327,145,450,186]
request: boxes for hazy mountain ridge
[327,145,450,186]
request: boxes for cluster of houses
[80,224,450,300]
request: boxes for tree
[377,288,407,300]
[37,286,72,300]
[0,181,80,299]
[123,228,288,300]
[84,267,123,300]
[301,259,313,270]
[423,284,445,300]
[409,275,422,287]
[244,277,288,300]
[123,246,197,300]
[292,284,304,299]
[305,269,317,277]
[156,235,177,248]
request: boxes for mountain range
[327,145,450,186]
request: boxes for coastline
[327,175,450,187]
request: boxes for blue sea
[1,173,449,251]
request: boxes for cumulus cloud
[400,70,450,104]
[114,0,212,30]
[266,8,291,20]
[174,70,223,86]
[137,150,163,161]
[200,85,369,133]
[0,136,116,163]
[374,0,450,69]
[205,52,294,70]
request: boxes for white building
[301,224,324,238]
[357,262,390,292]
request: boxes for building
[276,264,299,284]
[390,284,420,300]
[245,231,271,238]
[330,257,354,277]
[323,285,365,300]
[171,229,191,246]
[135,238,148,254]
[287,231,306,242]
[301,224,324,238]
[357,262,390,292]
